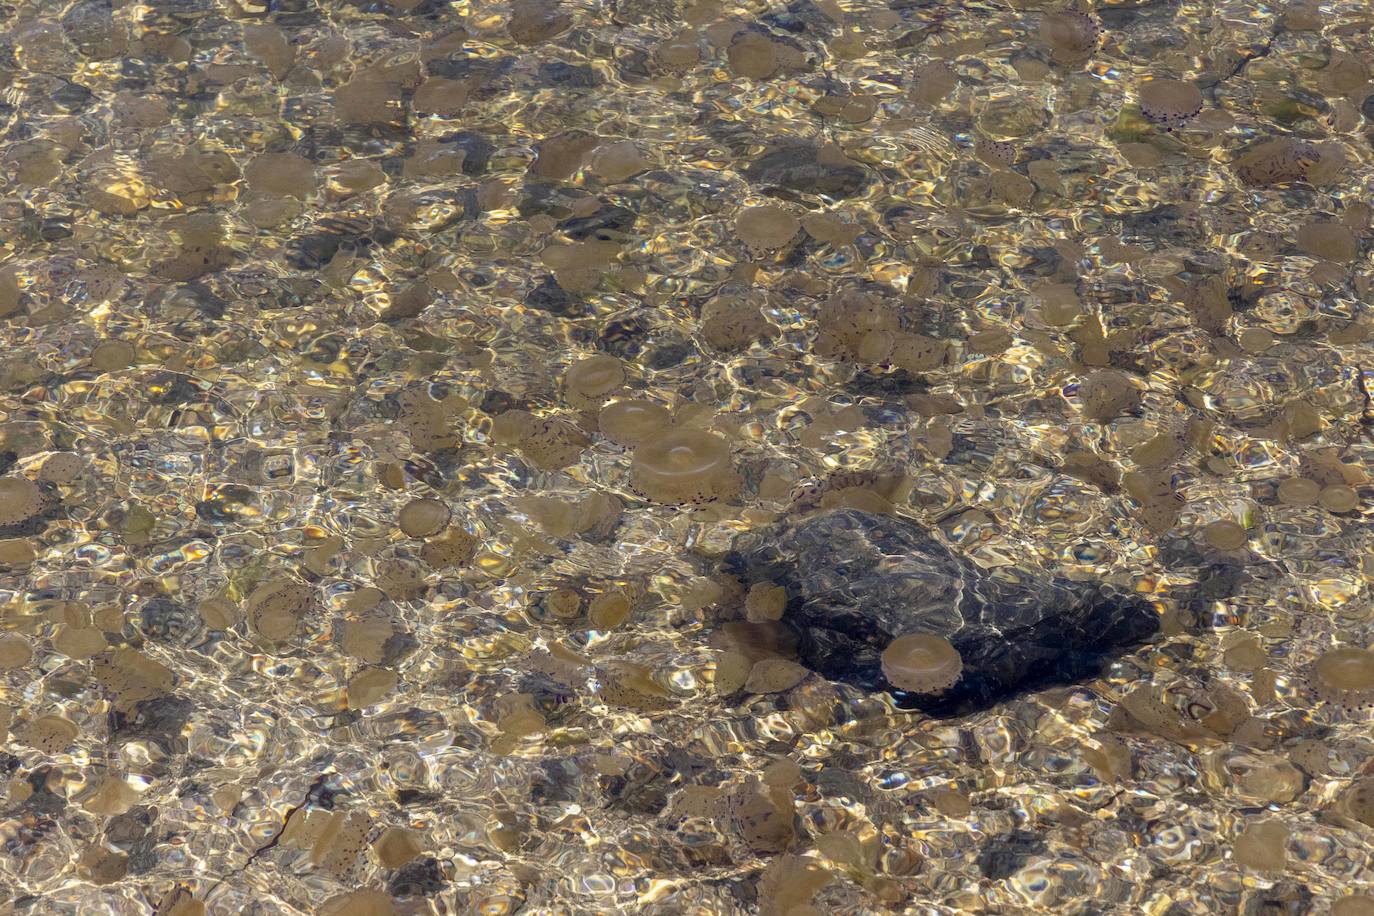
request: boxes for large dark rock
[724,509,1159,716]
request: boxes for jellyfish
[1233,138,1321,186]
[0,477,49,536]
[975,138,1017,169]
[397,498,450,539]
[1308,647,1374,709]
[1137,79,1204,131]
[1039,9,1101,65]
[629,428,742,504]
[881,633,963,694]
[598,399,672,448]
[563,354,627,409]
[519,417,591,471]
[735,205,801,251]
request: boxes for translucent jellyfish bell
[1309,647,1374,709]
[1137,79,1204,131]
[629,429,742,504]
[1039,9,1101,65]
[0,477,45,533]
[881,633,963,694]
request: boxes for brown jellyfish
[397,498,450,539]
[814,289,900,361]
[562,354,627,409]
[1202,520,1247,550]
[735,205,801,252]
[1137,79,1204,131]
[518,416,591,471]
[1296,220,1359,264]
[1340,777,1374,828]
[598,399,672,448]
[1308,647,1374,709]
[910,61,958,106]
[1233,138,1321,187]
[420,528,480,569]
[881,633,963,694]
[247,578,316,644]
[0,476,50,536]
[490,408,537,445]
[790,467,909,514]
[1334,895,1374,916]
[745,658,810,694]
[1039,9,1101,65]
[975,138,1017,169]
[629,428,742,504]
[700,295,778,352]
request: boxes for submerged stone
[724,509,1159,715]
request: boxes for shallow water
[1,0,1373,913]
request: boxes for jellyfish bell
[1309,647,1374,709]
[1341,777,1374,828]
[629,428,742,504]
[735,205,801,251]
[881,633,963,694]
[1334,895,1374,916]
[1138,79,1204,131]
[562,354,626,408]
[397,498,450,539]
[1039,8,1101,65]
[975,138,1017,169]
[1234,138,1321,187]
[0,476,50,536]
[598,399,672,448]
[0,477,43,527]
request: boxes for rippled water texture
[2,0,1374,912]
